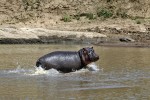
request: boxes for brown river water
[0,44,150,100]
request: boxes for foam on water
[1,63,101,76]
[30,67,60,76]
[3,67,33,75]
[1,66,60,76]
[87,63,103,72]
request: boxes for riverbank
[0,26,107,44]
[1,0,150,47]
[0,18,150,47]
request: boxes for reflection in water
[0,44,150,99]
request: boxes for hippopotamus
[36,47,99,73]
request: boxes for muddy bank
[0,27,107,44]
[0,0,150,47]
[84,25,150,47]
[0,26,150,47]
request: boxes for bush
[136,20,141,24]
[22,0,40,10]
[61,15,72,22]
[97,9,113,18]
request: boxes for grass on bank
[97,9,113,18]
[61,15,72,22]
[60,7,147,25]
[61,7,129,22]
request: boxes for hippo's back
[36,51,82,72]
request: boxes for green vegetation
[136,20,141,24]
[61,7,145,23]
[61,15,72,22]
[97,9,113,18]
[61,13,96,22]
[22,0,40,11]
[96,7,129,19]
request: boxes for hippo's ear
[82,48,87,54]
[83,48,87,51]
[83,48,86,50]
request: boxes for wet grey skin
[36,47,99,73]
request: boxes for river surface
[0,44,150,100]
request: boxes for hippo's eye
[90,49,94,53]
[89,51,93,55]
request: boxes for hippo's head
[79,47,99,66]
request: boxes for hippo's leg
[36,60,41,67]
[36,60,45,69]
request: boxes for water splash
[3,67,34,75]
[87,63,103,72]
[7,67,26,73]
[1,66,60,76]
[30,67,59,76]
[1,63,102,76]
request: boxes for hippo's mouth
[94,56,99,61]
[89,56,99,62]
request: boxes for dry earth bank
[0,0,150,47]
